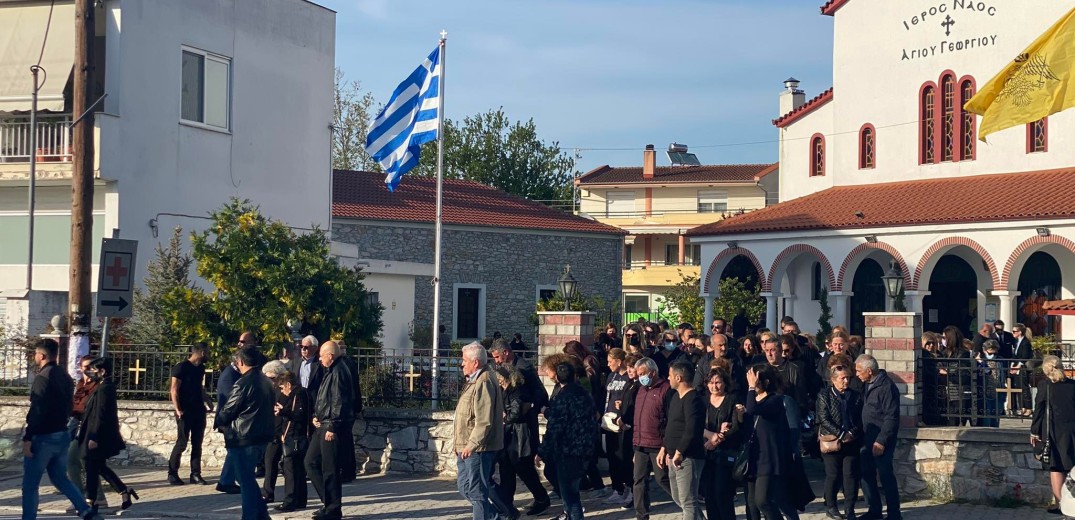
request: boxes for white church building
[691,0,1075,340]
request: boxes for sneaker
[604,490,625,503]
[588,487,613,499]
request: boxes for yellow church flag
[964,7,1075,141]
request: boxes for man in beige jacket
[454,342,509,519]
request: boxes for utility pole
[69,0,95,344]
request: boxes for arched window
[941,74,955,162]
[1028,118,1048,153]
[859,124,876,169]
[810,134,825,177]
[811,262,823,301]
[920,83,936,164]
[960,78,976,160]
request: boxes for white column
[703,295,715,329]
[993,290,1020,327]
[830,292,850,329]
[762,292,781,332]
[905,290,929,314]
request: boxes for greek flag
[365,46,441,191]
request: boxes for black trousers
[703,458,736,520]
[305,427,342,517]
[339,419,356,483]
[822,444,860,514]
[85,455,127,506]
[498,451,548,507]
[747,475,799,520]
[168,411,206,476]
[632,447,671,520]
[604,430,632,493]
[281,446,308,509]
[262,440,282,498]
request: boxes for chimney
[642,144,656,179]
[779,77,806,117]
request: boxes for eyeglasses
[625,333,637,337]
[924,341,936,346]
[301,345,312,350]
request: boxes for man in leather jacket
[304,341,354,520]
[217,346,276,520]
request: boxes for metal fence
[924,350,1074,427]
[354,351,466,410]
[0,115,73,162]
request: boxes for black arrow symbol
[101,296,129,311]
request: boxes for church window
[941,75,955,162]
[960,79,976,160]
[920,84,936,164]
[1028,118,1048,153]
[810,134,825,177]
[859,124,875,169]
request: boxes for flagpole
[431,32,446,409]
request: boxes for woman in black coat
[1031,355,1075,512]
[702,368,742,520]
[745,364,798,520]
[496,364,534,514]
[79,357,137,513]
[816,365,863,520]
[274,371,310,513]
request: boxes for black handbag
[732,417,760,482]
[280,396,307,457]
[1036,383,1052,468]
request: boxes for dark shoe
[827,507,843,520]
[215,483,241,494]
[503,507,521,520]
[120,488,139,510]
[189,474,209,485]
[262,493,275,503]
[1048,508,1062,515]
[254,464,265,478]
[275,504,297,512]
[526,501,551,516]
[859,512,884,520]
[167,473,185,485]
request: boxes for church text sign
[899,0,999,62]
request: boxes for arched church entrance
[923,255,978,334]
[849,258,886,337]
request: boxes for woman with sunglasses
[816,365,863,520]
[921,332,943,426]
[79,357,138,514]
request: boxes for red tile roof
[687,167,1075,236]
[332,170,625,236]
[773,88,834,128]
[577,163,777,185]
[820,0,850,15]
[755,163,779,179]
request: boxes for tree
[333,68,380,172]
[712,277,766,330]
[658,272,705,327]
[413,108,578,203]
[159,199,383,357]
[817,287,833,342]
[121,227,194,346]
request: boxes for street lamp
[558,264,578,312]
[881,259,904,308]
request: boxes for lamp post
[558,264,578,312]
[881,259,904,310]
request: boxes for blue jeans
[229,444,268,520]
[555,456,585,520]
[219,449,237,486]
[457,451,499,520]
[22,430,90,520]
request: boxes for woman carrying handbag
[816,365,863,520]
[1031,355,1075,515]
[79,357,138,514]
[273,371,310,513]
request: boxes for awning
[0,1,75,113]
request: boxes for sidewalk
[0,463,1057,520]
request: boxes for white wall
[362,273,416,355]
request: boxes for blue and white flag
[365,46,441,191]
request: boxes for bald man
[305,341,354,520]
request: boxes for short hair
[555,362,576,384]
[635,357,658,374]
[856,354,880,373]
[1012,323,1026,334]
[677,322,694,331]
[706,367,731,389]
[262,360,287,377]
[277,371,296,386]
[301,335,319,347]
[624,353,643,367]
[1043,355,1067,383]
[90,357,113,374]
[192,342,209,355]
[608,347,626,361]
[237,346,261,367]
[751,364,781,394]
[827,353,853,370]
[462,342,487,364]
[36,338,59,359]
[496,364,524,389]
[982,339,1000,352]
[993,320,1005,327]
[670,361,695,383]
[489,339,511,355]
[830,364,853,380]
[79,354,96,364]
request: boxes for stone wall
[354,408,457,476]
[895,427,1051,505]
[332,220,623,344]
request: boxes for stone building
[331,170,625,352]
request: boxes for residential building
[332,170,625,353]
[576,144,776,323]
[0,0,335,335]
[690,0,1075,340]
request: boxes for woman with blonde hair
[1031,355,1075,513]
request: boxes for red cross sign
[100,252,132,291]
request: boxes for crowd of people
[453,316,903,520]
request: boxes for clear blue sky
[320,0,834,173]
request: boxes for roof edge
[754,163,779,180]
[820,0,850,16]
[772,88,834,128]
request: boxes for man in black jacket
[217,346,276,520]
[305,341,354,520]
[21,339,101,520]
[855,354,901,520]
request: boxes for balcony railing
[624,260,701,270]
[0,115,73,163]
[597,206,763,219]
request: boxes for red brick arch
[703,247,767,294]
[1001,235,1075,289]
[913,237,1000,290]
[836,242,912,291]
[767,244,836,293]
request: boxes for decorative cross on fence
[404,364,422,393]
[128,359,146,385]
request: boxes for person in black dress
[80,357,138,514]
[816,365,863,520]
[1031,355,1075,513]
[702,368,742,520]
[745,364,798,520]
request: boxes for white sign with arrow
[96,238,138,318]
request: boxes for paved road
[0,462,1057,519]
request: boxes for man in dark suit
[1010,323,1034,415]
[990,320,1015,358]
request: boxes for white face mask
[985,353,996,360]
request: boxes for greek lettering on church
[902,0,998,31]
[901,35,998,61]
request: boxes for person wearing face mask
[975,341,1003,427]
[653,331,685,380]
[631,358,673,519]
[624,325,645,356]
[78,357,138,515]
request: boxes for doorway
[849,258,886,337]
[923,255,978,334]
[1016,251,1062,337]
